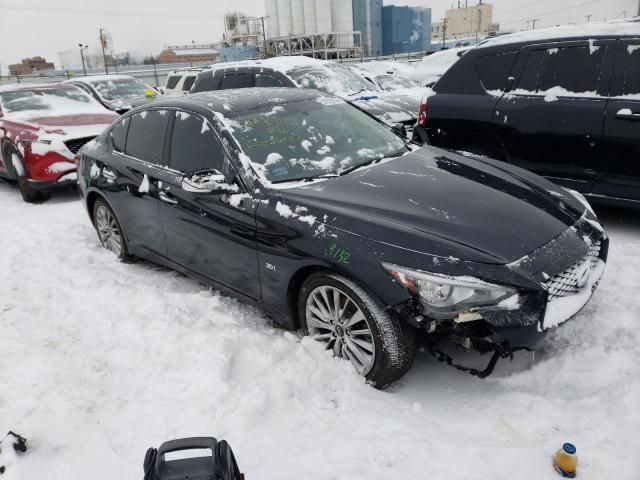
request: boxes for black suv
[414,21,640,207]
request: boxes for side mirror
[505,76,516,93]
[391,123,408,138]
[181,170,234,194]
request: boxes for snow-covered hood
[278,146,585,264]
[352,93,420,124]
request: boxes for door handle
[615,109,640,121]
[102,168,116,180]
[159,191,178,205]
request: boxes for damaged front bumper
[394,214,609,375]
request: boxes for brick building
[9,56,55,75]
[157,44,218,64]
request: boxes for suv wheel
[299,272,416,388]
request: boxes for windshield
[228,97,407,183]
[90,78,154,101]
[376,75,418,90]
[287,63,379,97]
[0,86,103,116]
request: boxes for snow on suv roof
[478,18,640,48]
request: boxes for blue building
[352,0,383,57]
[382,6,431,56]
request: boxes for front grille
[64,136,95,155]
[543,240,601,300]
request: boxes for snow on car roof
[63,74,139,84]
[261,55,326,71]
[478,19,640,48]
[0,82,71,92]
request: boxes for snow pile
[0,184,639,479]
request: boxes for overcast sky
[0,0,635,69]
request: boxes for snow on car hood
[279,146,585,264]
[352,93,420,124]
[24,113,117,138]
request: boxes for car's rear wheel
[4,145,43,203]
[93,199,131,262]
[299,272,416,388]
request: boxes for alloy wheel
[305,285,376,375]
[95,205,123,256]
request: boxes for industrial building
[432,2,495,45]
[264,0,383,58]
[381,6,432,55]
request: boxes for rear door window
[623,44,640,95]
[110,117,129,152]
[165,76,180,89]
[168,111,225,174]
[124,110,170,165]
[519,45,606,94]
[255,73,286,87]
[474,52,518,91]
[182,76,196,91]
[220,74,254,89]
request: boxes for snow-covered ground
[1,181,639,479]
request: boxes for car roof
[198,62,277,76]
[167,68,205,76]
[63,74,138,84]
[0,82,76,93]
[133,87,335,115]
[477,18,640,50]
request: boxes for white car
[407,47,470,87]
[163,68,205,96]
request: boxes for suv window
[220,74,254,89]
[124,110,170,164]
[520,45,606,94]
[623,44,640,95]
[110,117,129,152]
[474,52,517,91]
[182,76,196,91]
[169,111,225,173]
[255,73,286,87]
[165,75,180,90]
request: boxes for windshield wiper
[339,148,409,176]
[270,173,339,184]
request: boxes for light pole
[99,28,109,75]
[78,44,88,76]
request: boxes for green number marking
[327,243,351,264]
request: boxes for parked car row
[4,21,637,386]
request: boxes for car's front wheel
[4,145,42,203]
[93,199,131,262]
[299,272,416,388]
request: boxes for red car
[0,83,118,202]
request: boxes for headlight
[563,188,594,216]
[382,262,518,318]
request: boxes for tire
[299,272,416,388]
[92,199,131,262]
[4,145,43,203]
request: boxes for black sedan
[77,88,608,387]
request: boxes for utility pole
[585,14,592,22]
[637,0,640,17]
[259,16,269,59]
[529,18,538,29]
[78,44,87,76]
[442,18,447,49]
[99,28,109,75]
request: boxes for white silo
[277,0,293,37]
[331,0,354,46]
[292,0,305,35]
[315,0,332,33]
[303,0,317,34]
[265,0,280,38]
